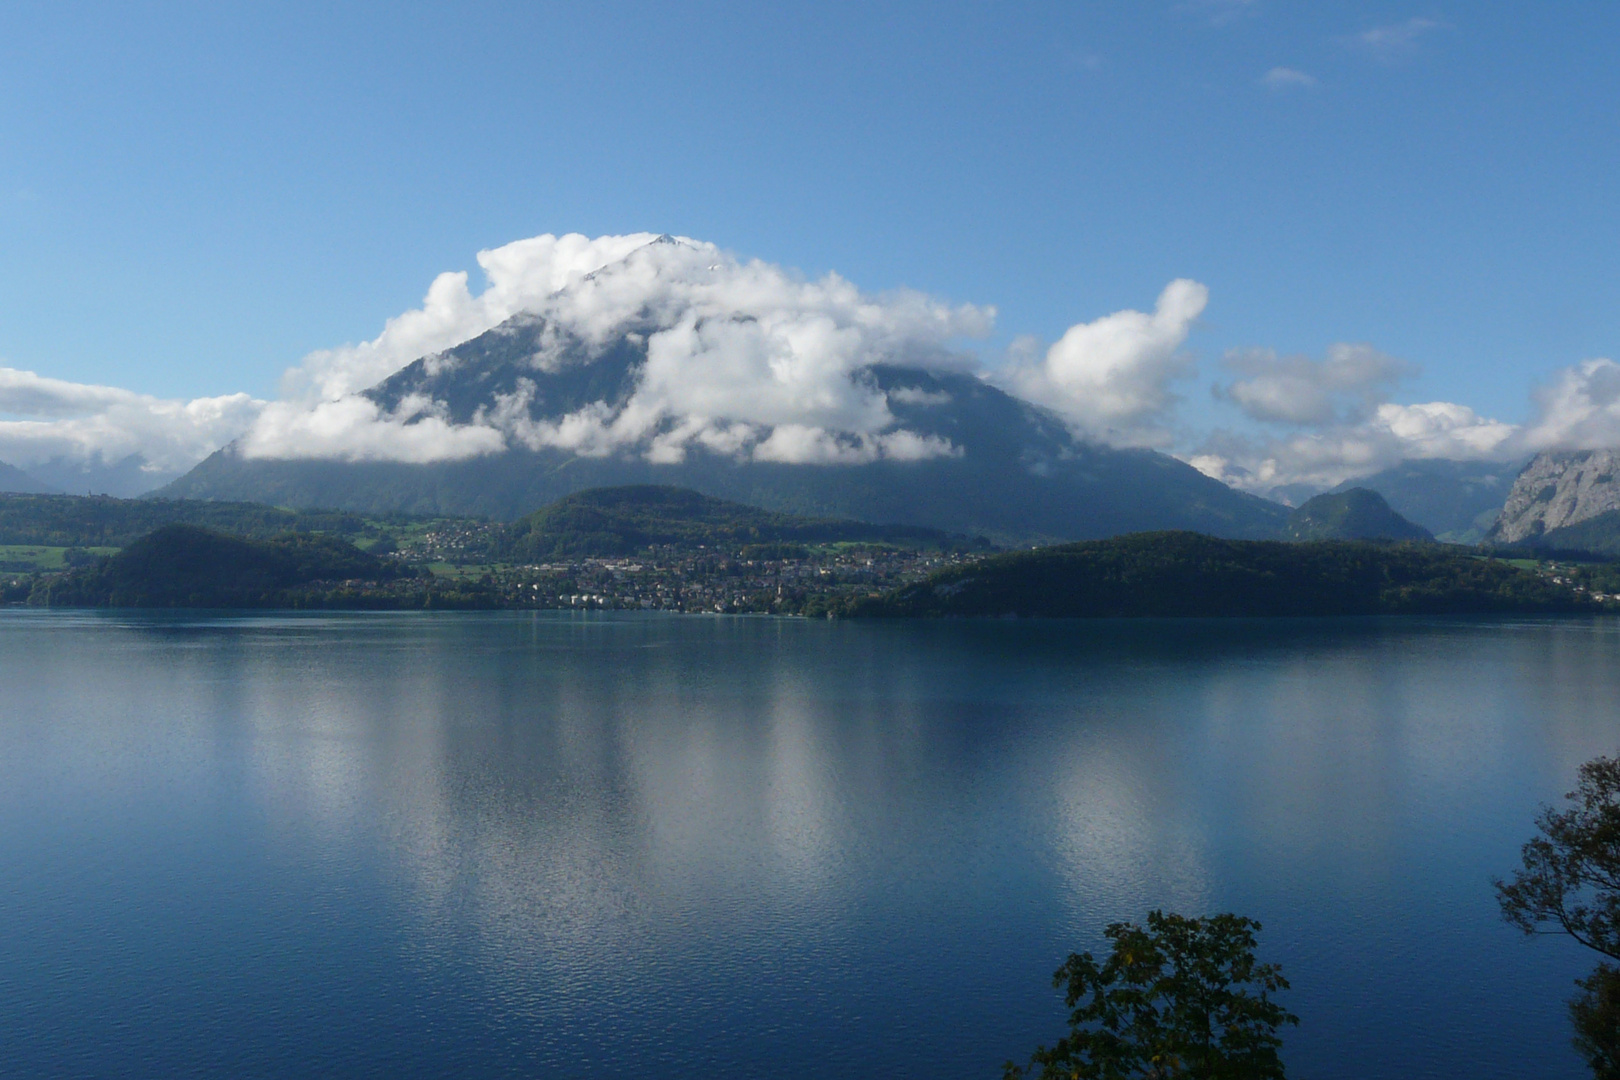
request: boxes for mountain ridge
[0,460,58,495]
[158,309,1290,543]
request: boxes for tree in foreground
[1497,754,1620,1078]
[1005,910,1297,1079]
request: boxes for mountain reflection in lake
[0,610,1613,1078]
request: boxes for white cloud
[888,386,951,406]
[1193,352,1620,497]
[1521,358,1620,450]
[1195,342,1521,494]
[1375,401,1518,456]
[752,425,961,466]
[246,233,994,466]
[239,235,1620,482]
[997,279,1207,444]
[0,366,263,476]
[1191,400,1518,495]
[1350,18,1441,62]
[16,228,1620,499]
[1261,67,1317,90]
[238,395,503,464]
[1219,343,1414,424]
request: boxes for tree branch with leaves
[1497,754,1620,1079]
[1005,910,1297,1080]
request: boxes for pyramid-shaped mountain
[161,300,1286,544]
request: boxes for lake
[0,609,1613,1078]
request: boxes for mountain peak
[1287,487,1432,542]
[160,318,1290,542]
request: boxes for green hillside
[30,524,413,608]
[847,531,1594,618]
[1286,488,1432,541]
[494,485,958,561]
[1524,510,1620,557]
[0,492,373,548]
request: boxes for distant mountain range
[1328,458,1525,541]
[12,455,176,498]
[159,314,1288,545]
[0,460,58,495]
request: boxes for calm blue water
[0,610,1613,1078]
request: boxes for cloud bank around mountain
[247,233,992,467]
[6,230,1620,498]
[0,367,263,490]
[1187,342,1522,494]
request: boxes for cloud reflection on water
[6,611,1620,1077]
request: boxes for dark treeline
[847,531,1601,619]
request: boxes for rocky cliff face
[1490,451,1620,542]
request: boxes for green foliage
[30,524,413,608]
[1572,965,1620,1080]
[0,544,69,572]
[1285,488,1432,542]
[0,492,372,548]
[495,485,953,561]
[1498,755,1620,961]
[62,546,99,568]
[1006,911,1296,1080]
[849,532,1597,619]
[1535,511,1620,559]
[1497,755,1620,1077]
[1571,562,1620,595]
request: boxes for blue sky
[1,1,1617,492]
